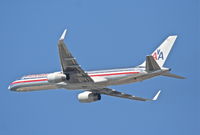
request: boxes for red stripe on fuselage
[11,71,140,85]
[11,79,48,85]
[89,71,139,77]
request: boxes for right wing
[93,88,161,101]
[58,29,94,83]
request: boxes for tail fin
[140,36,177,67]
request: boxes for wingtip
[152,90,161,101]
[59,29,67,40]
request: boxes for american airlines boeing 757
[8,30,185,103]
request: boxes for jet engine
[47,72,66,83]
[78,91,101,103]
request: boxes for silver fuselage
[9,67,169,92]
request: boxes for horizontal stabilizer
[146,56,161,71]
[162,72,185,79]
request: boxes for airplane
[8,29,185,103]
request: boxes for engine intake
[47,72,66,83]
[78,91,101,103]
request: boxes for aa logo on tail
[152,49,164,60]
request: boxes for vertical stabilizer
[140,36,177,67]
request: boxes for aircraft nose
[8,84,17,91]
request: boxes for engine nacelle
[47,72,66,83]
[78,91,101,103]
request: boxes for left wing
[92,88,161,101]
[58,29,94,83]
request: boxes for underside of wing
[92,88,161,101]
[58,29,93,83]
